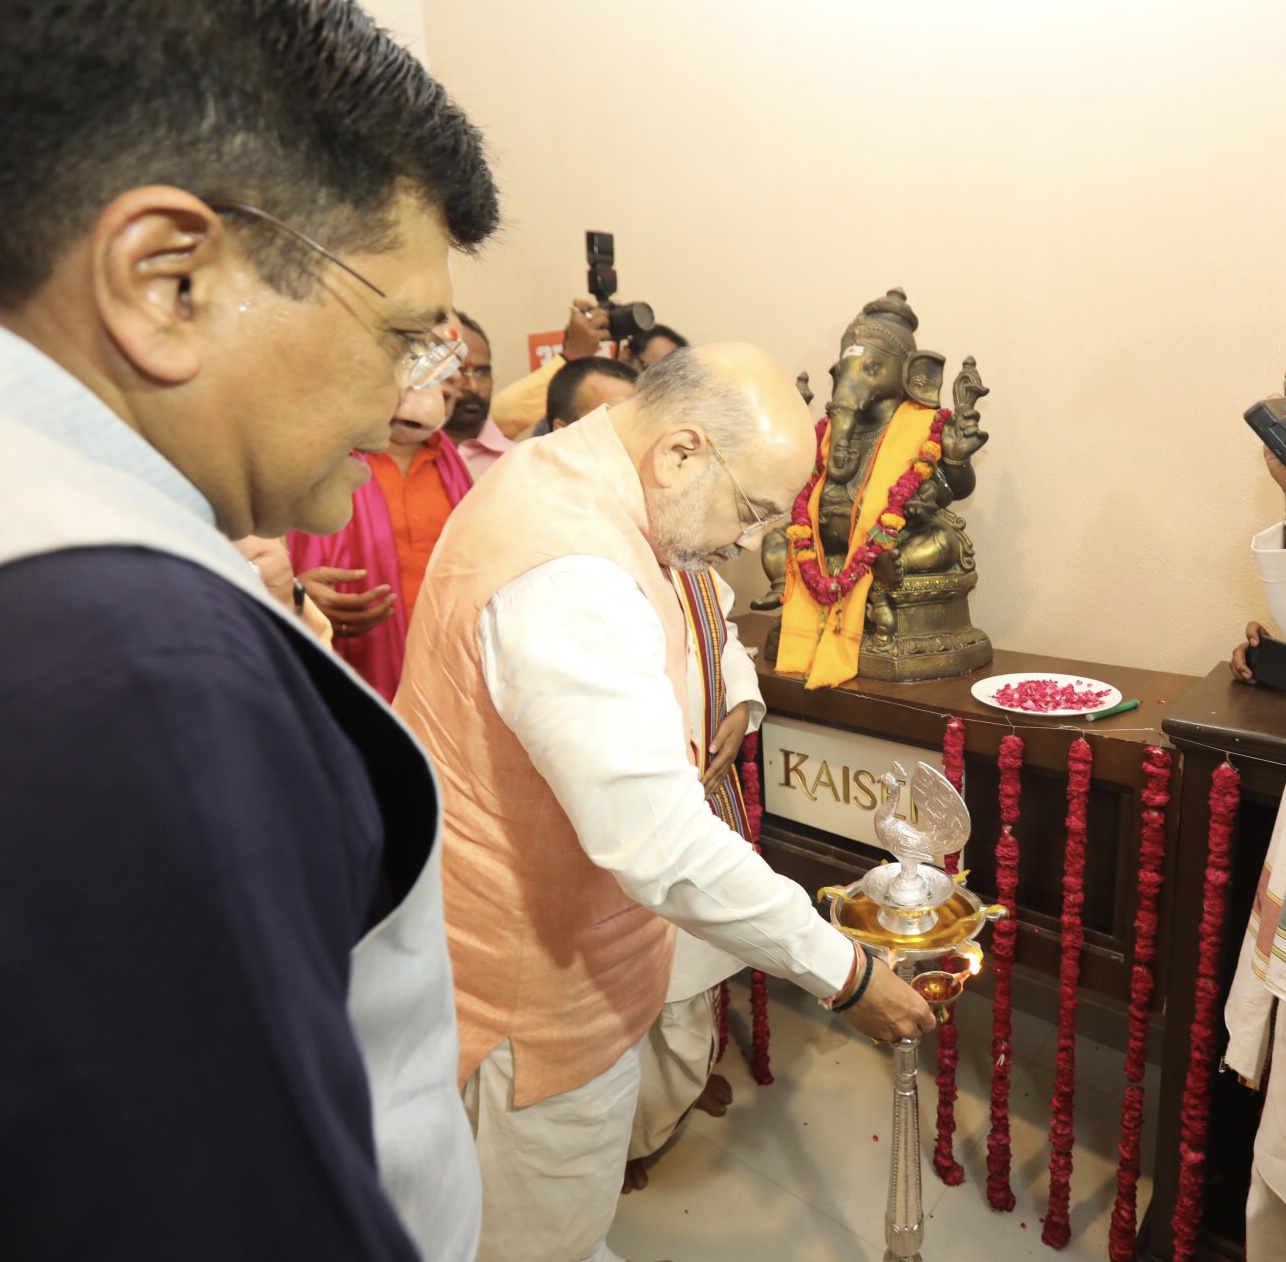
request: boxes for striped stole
[673,568,752,839]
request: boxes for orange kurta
[368,437,455,622]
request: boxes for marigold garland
[1171,761,1240,1261]
[932,716,968,1186]
[1043,738,1094,1248]
[1109,745,1172,1262]
[986,733,1025,1211]
[787,411,949,605]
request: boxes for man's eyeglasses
[707,437,790,537]
[206,199,465,391]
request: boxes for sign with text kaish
[761,715,946,847]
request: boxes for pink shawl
[289,439,473,701]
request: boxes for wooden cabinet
[1140,666,1286,1262]
[741,610,1194,1049]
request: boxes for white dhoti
[629,929,742,1161]
[462,1038,641,1262]
[629,989,717,1160]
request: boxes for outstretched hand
[840,957,936,1042]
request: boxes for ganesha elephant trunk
[825,405,863,483]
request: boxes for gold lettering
[780,750,816,800]
[810,760,840,803]
[852,768,877,810]
[841,764,851,804]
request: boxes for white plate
[970,672,1123,717]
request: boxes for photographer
[490,299,611,435]
[1225,443,1286,1258]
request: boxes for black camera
[1245,394,1286,465]
[586,231,655,343]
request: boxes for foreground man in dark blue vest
[0,4,498,1258]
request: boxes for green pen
[1086,699,1141,722]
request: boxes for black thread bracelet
[831,948,876,1014]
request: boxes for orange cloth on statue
[368,437,455,622]
[776,400,936,690]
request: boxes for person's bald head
[611,342,817,571]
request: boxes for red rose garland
[738,733,774,1085]
[714,978,730,1064]
[941,717,967,877]
[1043,738,1093,1248]
[786,411,949,605]
[1109,745,1172,1261]
[714,735,773,1084]
[986,733,1025,1211]
[933,717,968,1186]
[1171,761,1240,1261]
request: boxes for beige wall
[426,0,1286,678]
[362,0,427,64]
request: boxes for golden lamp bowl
[818,877,1007,971]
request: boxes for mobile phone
[1244,395,1286,464]
[1246,632,1286,691]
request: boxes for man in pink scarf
[291,383,471,700]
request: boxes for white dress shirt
[477,554,854,1000]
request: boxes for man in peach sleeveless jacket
[395,344,935,1262]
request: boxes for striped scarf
[673,568,751,837]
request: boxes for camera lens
[606,301,655,343]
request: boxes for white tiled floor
[608,974,1157,1262]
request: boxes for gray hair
[632,347,758,458]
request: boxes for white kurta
[478,554,854,996]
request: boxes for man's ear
[649,424,704,489]
[90,186,230,386]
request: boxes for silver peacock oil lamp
[819,761,1006,1262]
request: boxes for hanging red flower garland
[738,732,774,1086]
[986,732,1025,1212]
[1171,761,1240,1261]
[1109,744,1172,1262]
[933,716,968,1186]
[785,411,949,605]
[1043,738,1094,1248]
[714,735,774,1083]
[714,977,730,1064]
[941,718,967,866]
